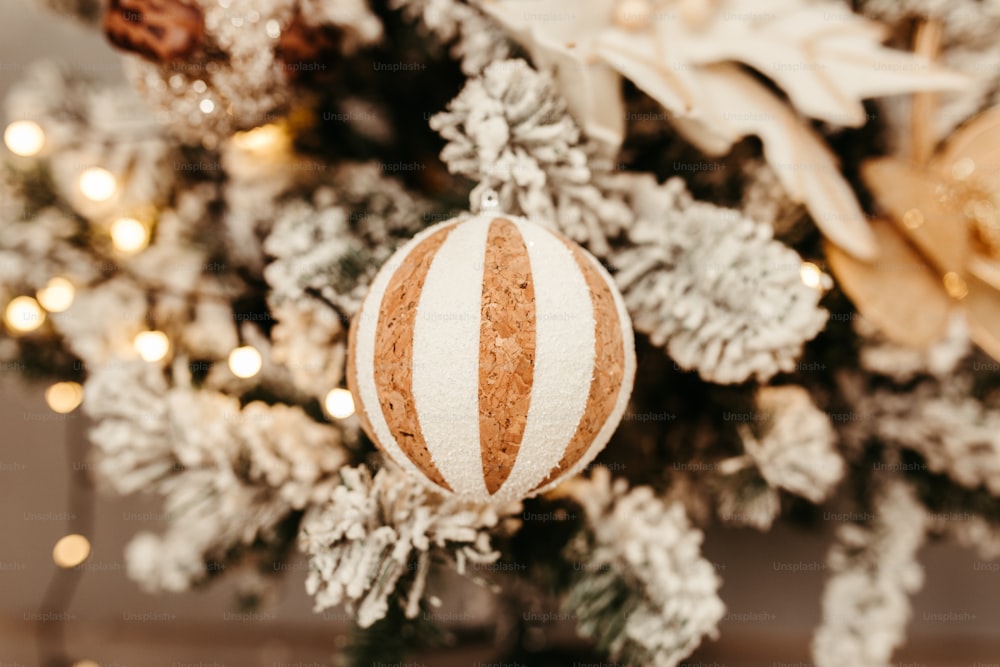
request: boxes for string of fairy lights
[3,117,357,415]
[3,117,356,666]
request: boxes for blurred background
[1,2,999,665]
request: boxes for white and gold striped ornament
[347,212,636,504]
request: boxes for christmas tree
[3,0,1000,665]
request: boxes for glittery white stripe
[533,248,637,495]
[353,224,443,483]
[498,218,595,499]
[411,215,492,497]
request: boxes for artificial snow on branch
[430,58,632,257]
[714,384,842,528]
[813,479,927,667]
[612,176,828,384]
[83,360,176,496]
[323,162,433,247]
[219,125,322,275]
[563,468,725,667]
[53,277,151,367]
[389,0,510,75]
[861,380,1000,496]
[740,385,843,504]
[0,174,95,302]
[263,165,432,315]
[264,200,370,314]
[929,512,1000,562]
[269,298,348,401]
[298,0,383,46]
[84,360,349,592]
[855,316,971,384]
[714,472,782,531]
[300,465,518,628]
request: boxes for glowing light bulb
[325,388,356,419]
[4,296,45,333]
[46,382,84,414]
[134,330,170,362]
[903,208,925,230]
[37,277,75,313]
[78,167,116,202]
[800,262,824,290]
[199,98,215,114]
[228,345,262,378]
[231,124,286,154]
[52,534,90,568]
[4,120,45,156]
[943,271,969,300]
[110,217,150,253]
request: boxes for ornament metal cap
[474,188,502,214]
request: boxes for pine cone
[275,12,345,81]
[103,0,205,63]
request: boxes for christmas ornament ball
[347,213,636,503]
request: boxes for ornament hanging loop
[473,187,502,214]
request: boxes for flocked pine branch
[389,0,510,75]
[84,360,350,592]
[740,385,844,504]
[612,176,828,384]
[855,316,971,384]
[430,58,633,257]
[5,62,177,216]
[263,163,432,314]
[715,384,842,529]
[860,379,1000,496]
[258,161,434,400]
[300,465,520,628]
[813,478,927,667]
[562,468,725,667]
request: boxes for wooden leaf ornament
[481,0,966,258]
[103,0,205,63]
[830,107,1000,360]
[969,254,1000,291]
[826,219,952,348]
[860,158,969,275]
[936,107,1000,189]
[346,213,636,504]
[935,108,1000,267]
[965,272,1000,362]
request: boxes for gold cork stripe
[373,227,454,491]
[479,218,537,495]
[532,241,625,491]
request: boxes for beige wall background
[0,2,998,665]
